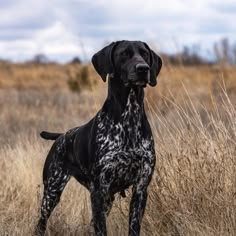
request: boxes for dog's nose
[136,63,150,73]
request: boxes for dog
[35,40,162,236]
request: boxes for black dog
[35,40,162,236]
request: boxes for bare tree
[221,38,230,64]
[233,44,236,64]
[32,54,48,64]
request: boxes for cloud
[210,0,236,15]
[0,0,54,28]
[0,0,235,62]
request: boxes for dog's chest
[95,90,155,188]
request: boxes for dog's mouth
[124,80,147,87]
[133,80,147,87]
[124,74,149,87]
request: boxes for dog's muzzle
[123,63,151,87]
[134,63,150,86]
[136,63,150,74]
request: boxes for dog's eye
[141,51,149,59]
[121,50,131,58]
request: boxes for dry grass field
[0,62,235,235]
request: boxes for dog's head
[92,40,162,87]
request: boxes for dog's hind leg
[35,160,70,236]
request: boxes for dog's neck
[102,77,145,122]
[96,77,148,154]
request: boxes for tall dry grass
[0,64,235,235]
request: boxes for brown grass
[0,63,235,235]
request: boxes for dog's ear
[92,42,117,82]
[143,43,162,87]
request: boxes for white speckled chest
[95,89,155,190]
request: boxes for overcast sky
[0,0,235,62]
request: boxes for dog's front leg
[90,184,107,236]
[128,185,148,236]
[128,165,153,236]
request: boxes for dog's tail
[40,131,63,140]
